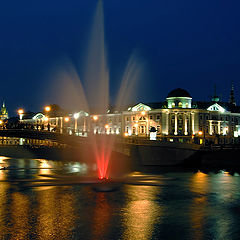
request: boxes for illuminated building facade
[22,87,240,144]
[89,88,240,144]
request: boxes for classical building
[21,87,240,144]
[89,88,240,144]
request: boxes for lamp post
[44,106,51,131]
[18,109,24,121]
[74,113,80,135]
[64,117,70,134]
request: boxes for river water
[0,156,240,240]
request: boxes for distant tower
[0,101,9,120]
[229,81,236,106]
[212,84,220,102]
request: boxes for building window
[133,116,135,121]
[126,117,129,122]
[226,116,229,121]
[199,114,203,120]
[206,115,209,120]
[150,115,153,120]
[186,103,189,108]
[156,115,160,120]
[132,127,136,134]
[139,116,146,121]
[178,102,182,108]
[157,125,161,133]
[126,127,129,133]
[172,103,175,108]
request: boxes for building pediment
[32,113,45,120]
[207,103,227,113]
[130,103,151,112]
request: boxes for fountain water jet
[46,0,144,183]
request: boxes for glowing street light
[93,115,98,121]
[0,120,3,125]
[74,113,80,133]
[198,131,203,136]
[43,116,49,122]
[18,109,24,120]
[105,124,109,129]
[64,117,70,122]
[141,111,146,116]
[44,106,51,112]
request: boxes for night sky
[1,0,240,116]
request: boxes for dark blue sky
[1,0,240,116]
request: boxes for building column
[60,117,63,133]
[174,112,178,135]
[218,121,221,134]
[166,112,169,135]
[209,120,213,135]
[191,113,195,134]
[184,113,188,135]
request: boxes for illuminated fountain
[48,0,143,186]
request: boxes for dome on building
[167,88,191,98]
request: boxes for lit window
[172,103,175,108]
[178,102,182,108]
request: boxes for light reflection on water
[122,185,161,240]
[0,157,240,239]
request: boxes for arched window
[172,103,175,108]
[178,102,182,108]
[186,103,189,108]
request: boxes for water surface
[0,156,240,240]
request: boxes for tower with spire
[211,84,220,102]
[229,81,236,106]
[0,101,8,120]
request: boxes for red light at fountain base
[96,153,110,180]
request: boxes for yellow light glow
[74,113,79,119]
[93,115,98,121]
[18,109,24,115]
[64,117,70,122]
[0,120,2,125]
[45,106,51,112]
[44,117,49,122]
[198,131,203,135]
[105,124,109,129]
[124,132,129,137]
[141,111,146,116]
[134,123,138,127]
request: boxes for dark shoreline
[0,145,240,175]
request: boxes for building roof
[167,88,192,98]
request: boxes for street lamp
[18,109,24,120]
[44,106,51,131]
[74,113,80,134]
[64,117,70,122]
[93,115,98,121]
[44,106,51,112]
